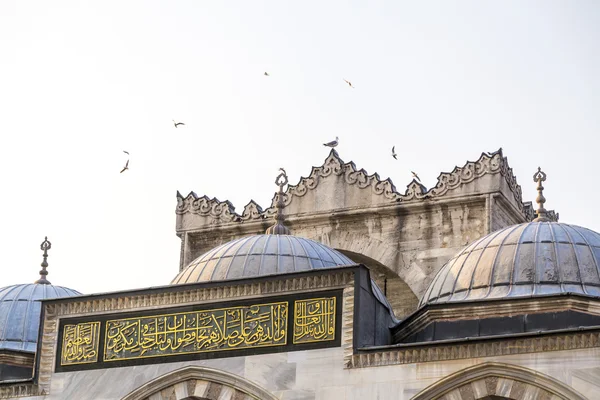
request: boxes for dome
[0,283,81,353]
[420,222,600,306]
[172,234,355,284]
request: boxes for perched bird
[323,136,339,148]
[173,120,185,128]
[120,159,129,174]
[343,79,355,88]
[391,146,397,160]
[411,171,421,182]
[123,150,129,155]
[264,72,270,76]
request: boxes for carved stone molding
[352,329,600,369]
[342,286,355,368]
[0,383,41,399]
[412,362,587,400]
[121,365,278,400]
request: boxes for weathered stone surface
[175,149,535,317]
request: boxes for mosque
[2,148,600,400]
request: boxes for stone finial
[532,167,550,222]
[266,168,291,235]
[35,237,52,284]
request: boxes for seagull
[343,79,355,88]
[411,171,421,182]
[323,136,339,148]
[173,120,185,128]
[264,72,270,76]
[123,150,129,155]
[391,146,397,160]
[120,159,129,174]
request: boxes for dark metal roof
[420,222,600,306]
[172,234,355,284]
[0,284,81,353]
[171,235,397,319]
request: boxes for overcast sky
[1,1,598,294]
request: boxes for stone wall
[15,346,600,400]
[174,150,531,317]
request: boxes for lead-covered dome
[0,283,81,353]
[420,222,600,306]
[172,234,355,284]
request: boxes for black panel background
[55,290,342,372]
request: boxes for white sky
[0,1,598,294]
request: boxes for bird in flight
[279,167,286,174]
[173,120,185,128]
[343,79,355,88]
[391,146,397,160]
[123,150,129,155]
[120,159,129,174]
[411,171,421,182]
[323,136,339,148]
[264,72,270,76]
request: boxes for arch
[412,362,587,400]
[315,231,429,297]
[339,249,419,318]
[121,365,278,400]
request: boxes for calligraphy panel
[60,321,101,366]
[104,301,288,361]
[293,297,336,344]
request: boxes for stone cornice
[179,192,491,235]
[176,148,528,229]
[392,293,600,343]
[352,328,600,368]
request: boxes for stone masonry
[175,149,553,318]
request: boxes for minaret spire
[532,167,550,222]
[35,237,52,284]
[266,168,291,235]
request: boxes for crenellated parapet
[176,148,533,233]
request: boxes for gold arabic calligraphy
[104,302,288,361]
[293,297,336,344]
[61,322,100,365]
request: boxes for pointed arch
[412,362,587,400]
[121,365,278,400]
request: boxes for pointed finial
[532,167,550,222]
[35,236,52,284]
[266,168,291,235]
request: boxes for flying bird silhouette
[279,167,286,175]
[264,72,270,76]
[323,136,339,148]
[391,146,397,160]
[173,120,185,128]
[120,159,129,174]
[411,171,421,182]
[343,79,355,88]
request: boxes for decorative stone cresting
[176,148,528,222]
[412,362,587,400]
[121,365,278,400]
